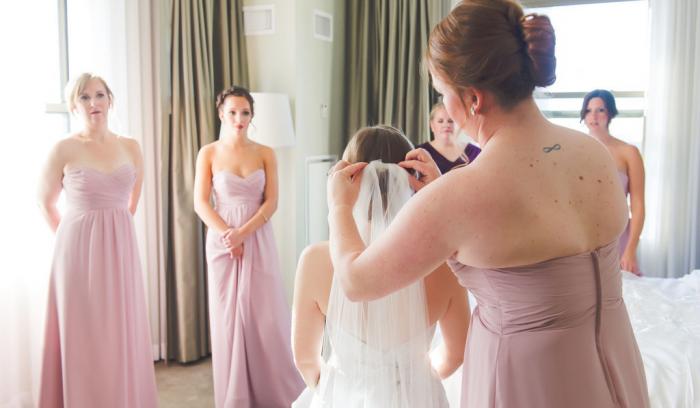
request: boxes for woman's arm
[431,265,469,379]
[621,145,645,274]
[193,145,230,234]
[124,138,144,215]
[37,142,67,232]
[328,161,469,301]
[292,242,331,389]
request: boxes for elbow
[37,199,52,216]
[266,198,278,216]
[292,354,308,372]
[440,350,465,379]
[340,273,378,302]
[193,200,205,218]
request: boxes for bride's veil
[322,160,444,406]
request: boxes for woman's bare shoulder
[253,142,276,160]
[48,134,84,163]
[197,140,221,158]
[297,241,333,282]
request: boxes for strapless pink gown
[448,241,649,408]
[38,165,158,408]
[206,169,304,408]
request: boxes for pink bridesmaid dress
[38,164,158,408]
[206,169,304,408]
[448,240,650,408]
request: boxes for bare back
[408,121,629,270]
[304,242,462,326]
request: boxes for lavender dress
[206,169,304,408]
[448,241,649,407]
[38,164,158,408]
[417,142,481,174]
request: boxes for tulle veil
[314,160,448,407]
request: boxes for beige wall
[244,0,345,300]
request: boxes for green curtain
[344,0,448,146]
[164,0,249,363]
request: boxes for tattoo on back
[543,144,561,153]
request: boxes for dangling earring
[470,105,476,116]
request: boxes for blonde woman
[37,73,157,407]
[417,101,481,174]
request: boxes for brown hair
[216,85,255,115]
[343,125,415,168]
[580,89,618,124]
[65,73,114,112]
[427,0,556,109]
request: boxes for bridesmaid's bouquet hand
[327,160,367,209]
[229,243,244,259]
[399,148,441,191]
[221,228,244,250]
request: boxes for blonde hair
[429,101,446,122]
[65,73,114,112]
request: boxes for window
[0,0,67,404]
[525,1,649,149]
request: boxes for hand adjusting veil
[317,160,448,407]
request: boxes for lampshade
[249,92,295,148]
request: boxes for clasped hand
[221,228,244,258]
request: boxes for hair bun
[521,14,556,87]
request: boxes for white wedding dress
[293,161,449,408]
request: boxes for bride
[291,125,469,407]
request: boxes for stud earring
[470,105,476,116]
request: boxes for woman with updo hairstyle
[327,1,649,407]
[194,86,304,407]
[581,89,645,275]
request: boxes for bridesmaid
[417,101,481,174]
[37,73,158,407]
[194,85,304,407]
[581,89,645,275]
[327,1,649,406]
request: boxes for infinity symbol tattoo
[543,144,561,153]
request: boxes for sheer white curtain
[0,0,165,406]
[641,0,700,278]
[0,2,65,406]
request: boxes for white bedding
[622,270,700,408]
